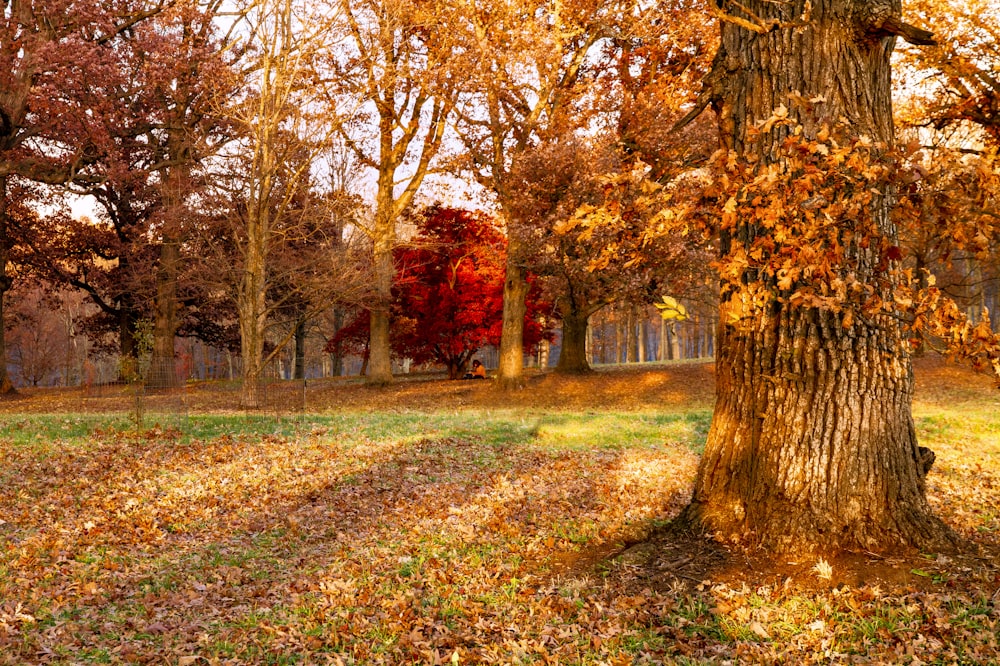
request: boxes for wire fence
[72,356,358,424]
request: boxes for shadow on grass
[0,412,702,663]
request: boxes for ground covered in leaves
[1,357,998,664]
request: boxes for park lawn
[0,357,998,665]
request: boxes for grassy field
[0,357,998,664]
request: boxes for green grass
[526,411,711,453]
[0,408,712,454]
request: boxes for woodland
[2,0,1000,662]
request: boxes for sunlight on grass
[526,411,711,453]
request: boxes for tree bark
[150,149,191,390]
[238,211,268,409]
[496,257,528,389]
[637,307,647,363]
[556,307,592,373]
[150,238,180,388]
[614,303,625,365]
[680,0,956,553]
[367,216,394,385]
[293,318,306,380]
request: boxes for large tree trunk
[556,306,591,373]
[149,238,180,388]
[149,156,190,389]
[680,0,955,554]
[496,257,528,389]
[367,225,394,385]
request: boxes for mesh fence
[72,356,346,423]
[65,352,485,422]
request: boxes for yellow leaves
[816,123,831,143]
[749,620,772,640]
[552,206,590,236]
[654,295,689,321]
[776,266,799,291]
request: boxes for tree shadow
[2,415,700,661]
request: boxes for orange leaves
[708,121,915,322]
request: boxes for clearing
[0,356,998,664]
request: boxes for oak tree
[213,0,342,407]
[0,0,170,393]
[675,0,957,553]
[901,0,1000,142]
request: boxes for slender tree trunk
[368,216,394,385]
[637,308,647,363]
[658,317,667,361]
[329,306,344,377]
[293,318,306,380]
[679,0,955,553]
[694,317,708,358]
[615,304,625,364]
[586,320,593,365]
[626,305,637,363]
[238,210,268,409]
[0,178,14,395]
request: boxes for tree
[333,0,454,385]
[327,206,554,378]
[508,130,714,373]
[0,0,170,393]
[6,283,85,387]
[141,0,241,387]
[892,2,1000,339]
[393,206,551,378]
[217,0,341,408]
[18,1,241,382]
[901,0,1000,142]
[453,0,623,388]
[674,0,957,553]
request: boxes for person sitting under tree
[463,360,486,380]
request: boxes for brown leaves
[2,362,1000,662]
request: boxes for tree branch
[878,15,936,46]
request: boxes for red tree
[327,206,554,379]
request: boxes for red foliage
[326,206,554,378]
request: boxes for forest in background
[2,0,997,403]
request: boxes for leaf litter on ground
[0,357,998,664]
